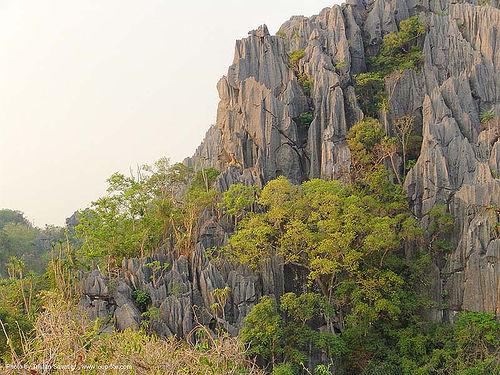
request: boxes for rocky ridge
[80,0,500,337]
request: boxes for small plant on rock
[213,286,231,320]
[298,74,312,96]
[289,49,305,71]
[131,289,151,312]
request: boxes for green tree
[220,184,259,226]
[369,15,425,75]
[354,73,386,118]
[212,286,231,320]
[241,293,345,371]
[358,15,425,119]
[393,115,415,178]
[346,117,386,179]
[0,209,29,229]
[75,160,210,270]
[240,296,285,368]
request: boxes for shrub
[271,362,297,375]
[358,15,425,118]
[369,15,425,75]
[298,73,312,96]
[241,293,345,370]
[296,112,313,129]
[335,61,347,71]
[140,306,160,330]
[4,293,264,374]
[276,30,287,39]
[354,72,387,118]
[132,289,151,312]
[239,296,284,365]
[289,49,305,71]
[168,280,183,296]
[480,109,495,124]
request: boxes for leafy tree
[0,214,61,277]
[240,296,285,368]
[171,178,219,256]
[454,312,500,367]
[76,170,157,268]
[241,293,345,372]
[228,176,421,327]
[212,286,231,320]
[0,209,29,229]
[347,117,407,189]
[393,115,415,178]
[354,73,386,118]
[76,160,218,270]
[220,184,259,226]
[357,15,425,119]
[369,15,425,75]
[428,204,454,256]
[228,112,431,373]
[190,167,219,193]
[395,313,500,375]
[346,117,386,178]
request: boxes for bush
[480,109,495,124]
[289,49,305,71]
[393,314,500,375]
[4,293,264,374]
[271,362,297,375]
[240,293,345,370]
[368,15,425,75]
[239,296,284,365]
[354,73,387,118]
[296,112,313,129]
[298,73,312,96]
[276,30,287,39]
[358,15,425,118]
[335,61,347,71]
[347,117,386,173]
[132,289,151,312]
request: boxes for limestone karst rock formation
[80,0,500,337]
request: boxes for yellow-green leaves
[228,215,277,269]
[289,49,305,71]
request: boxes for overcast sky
[0,0,340,227]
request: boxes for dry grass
[2,291,263,375]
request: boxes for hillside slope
[80,0,500,339]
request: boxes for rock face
[81,0,500,335]
[404,3,500,319]
[79,215,284,337]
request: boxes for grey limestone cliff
[81,0,500,336]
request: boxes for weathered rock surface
[404,3,500,318]
[81,0,500,334]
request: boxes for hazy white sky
[0,0,339,227]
